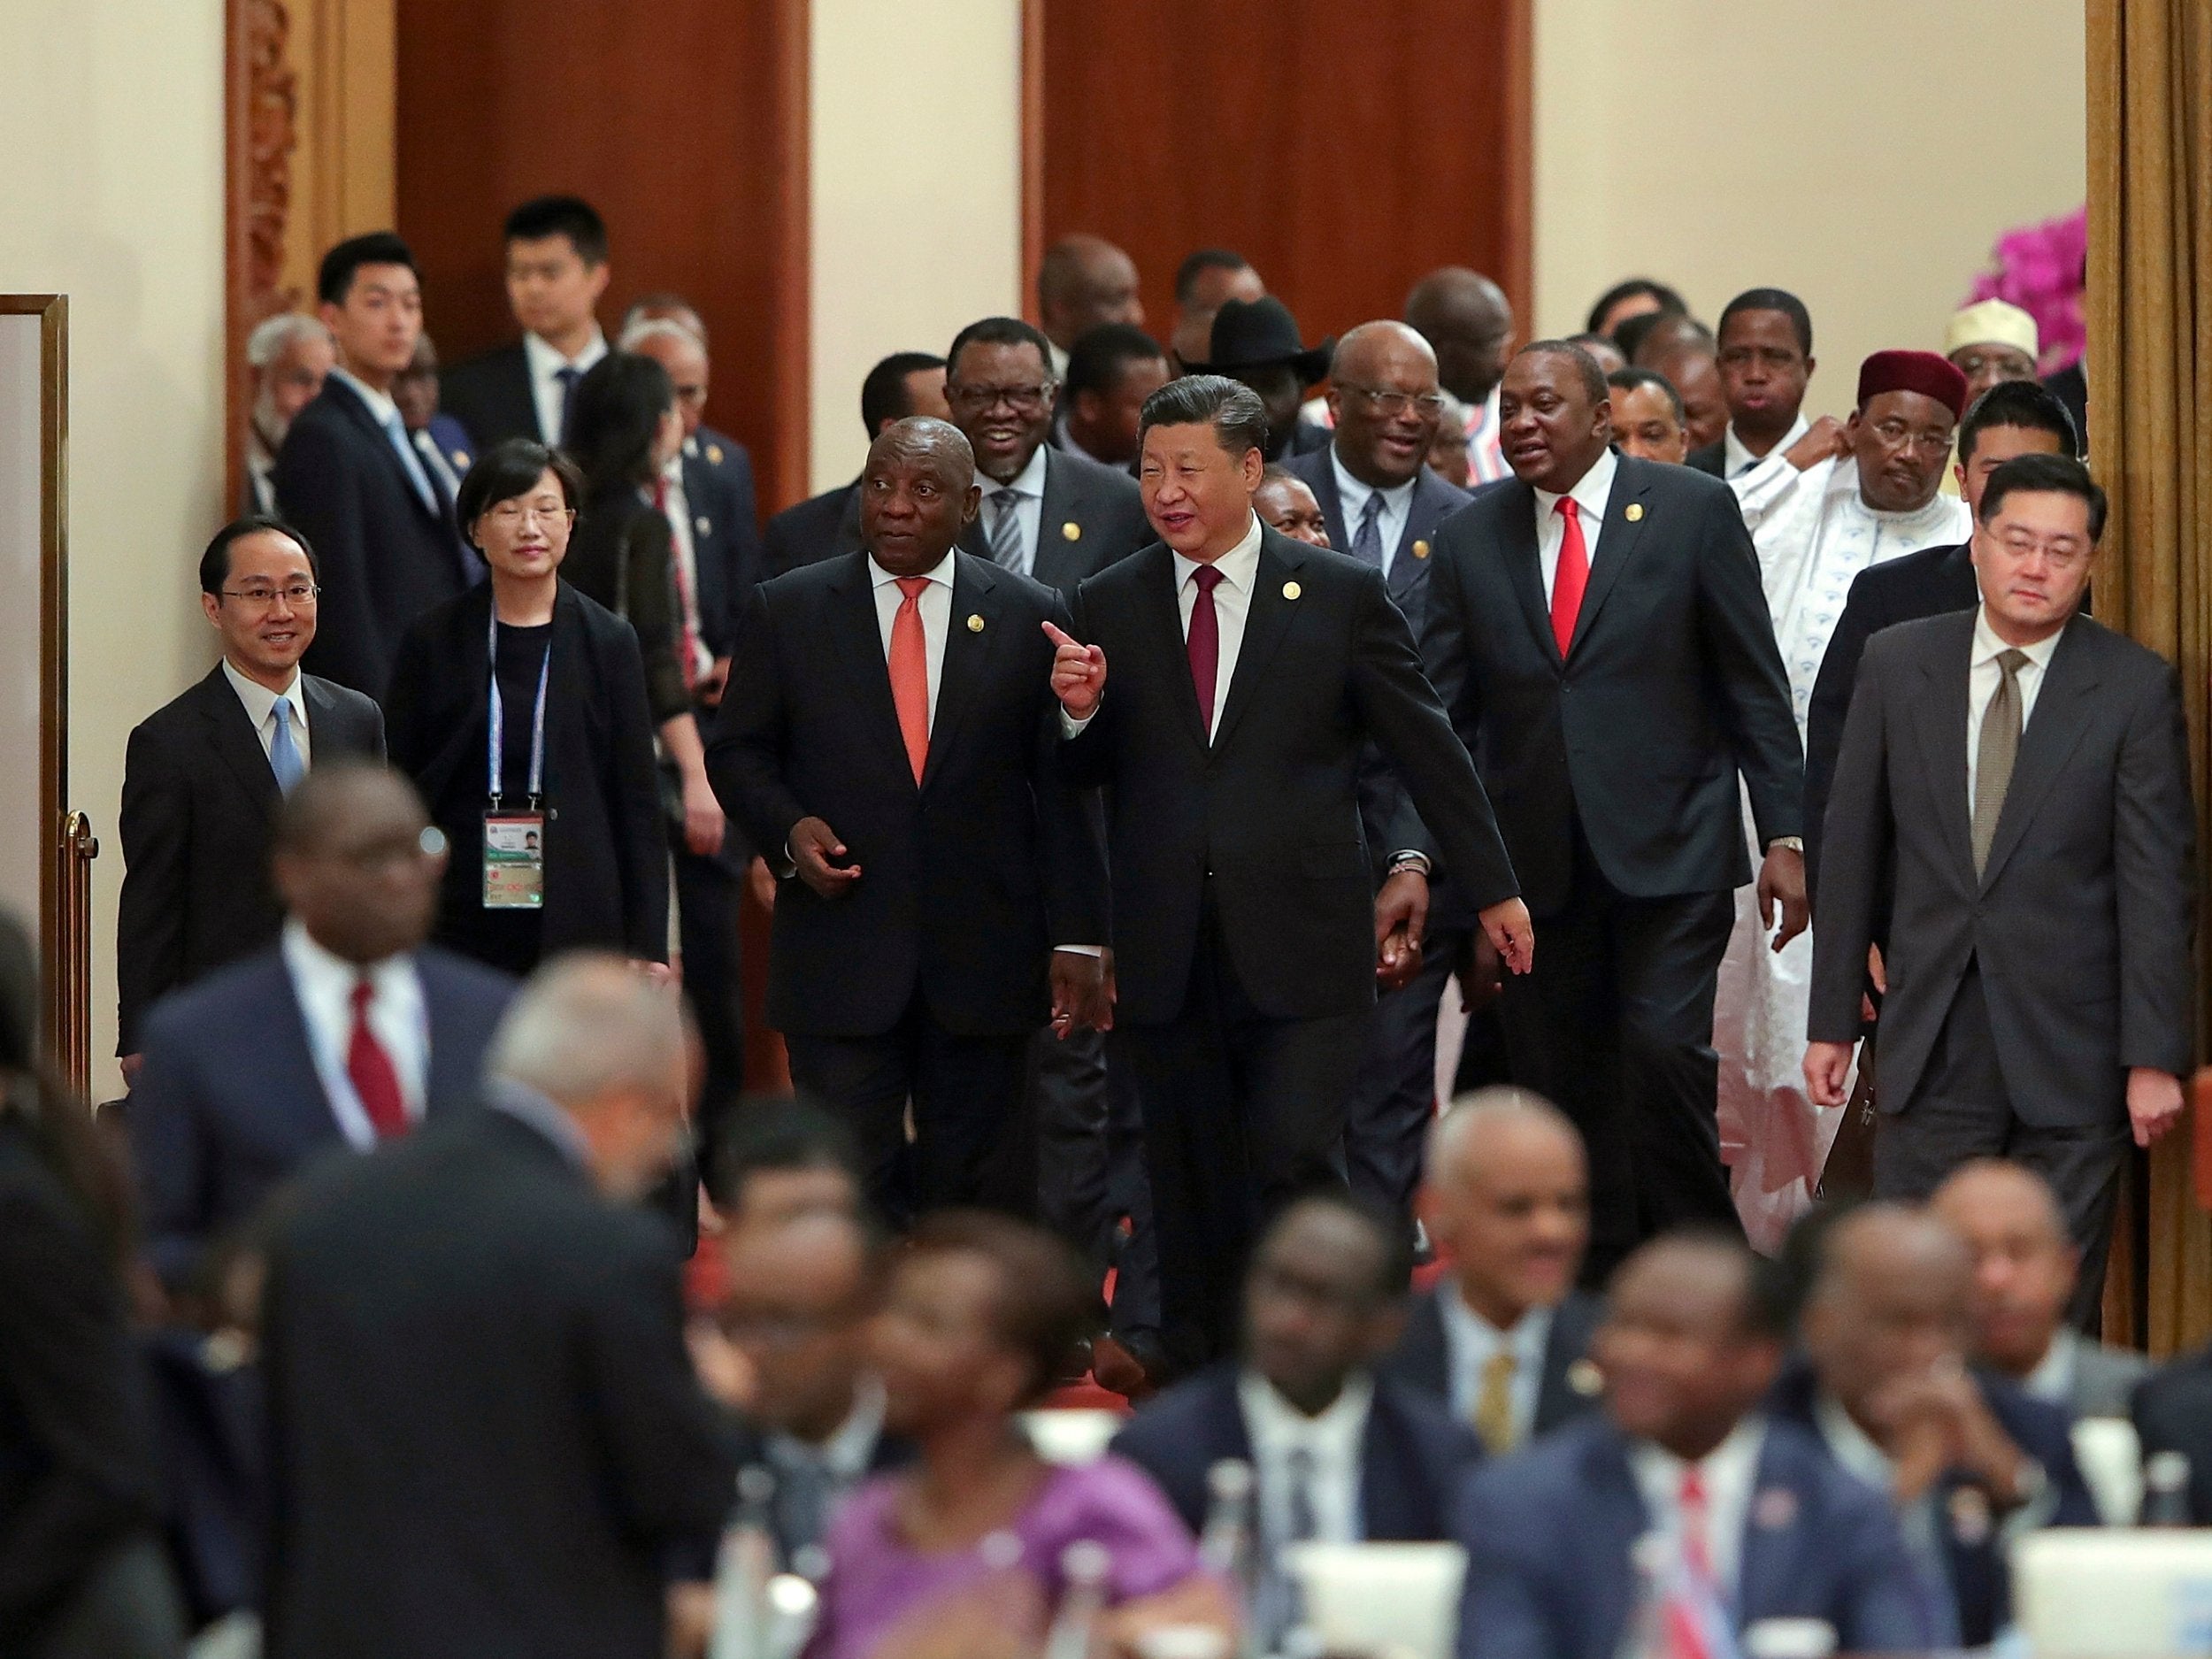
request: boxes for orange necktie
[1550,495,1588,656]
[889,576,931,782]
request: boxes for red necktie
[1187,565,1225,735]
[653,476,701,695]
[1678,1468,1713,1583]
[888,576,931,782]
[347,979,408,1139]
[1550,496,1589,656]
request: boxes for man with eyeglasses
[1809,455,2193,1311]
[117,519,387,1085]
[1282,322,1472,1225]
[127,761,517,1295]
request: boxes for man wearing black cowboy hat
[1186,296,1335,460]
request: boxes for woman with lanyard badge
[385,438,668,978]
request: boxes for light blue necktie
[382,411,438,514]
[269,695,305,793]
[1350,491,1386,568]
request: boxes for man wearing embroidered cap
[1945,299,2041,406]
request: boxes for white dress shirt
[1722,413,1810,480]
[657,458,714,681]
[1533,447,1620,605]
[1438,1286,1552,1444]
[1626,1416,1767,1595]
[980,443,1050,579]
[222,659,312,768]
[280,918,429,1150]
[522,327,608,444]
[1237,1369,1372,1547]
[1965,606,2062,809]
[1331,448,1416,577]
[1174,512,1265,740]
[868,550,955,725]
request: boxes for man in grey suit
[1932,1160,2148,1414]
[1807,454,2194,1316]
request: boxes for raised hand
[1042,620,1107,719]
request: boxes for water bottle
[1045,1539,1113,1659]
[1197,1459,1262,1658]
[2143,1450,2194,1526]
[713,1464,780,1659]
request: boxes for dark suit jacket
[1769,1357,2098,1648]
[127,942,515,1289]
[0,1114,165,1640]
[1379,1287,1603,1440]
[116,665,384,1054]
[1110,1363,1480,1541]
[1417,454,1802,914]
[386,582,672,965]
[564,488,692,725]
[956,446,1152,595]
[687,427,764,651]
[1453,1412,1933,1659]
[425,412,476,478]
[2132,1343,2212,1522]
[1064,529,1517,1024]
[1281,449,1469,633]
[711,551,1106,1037]
[261,1105,735,1659]
[273,375,476,697]
[1684,438,1726,477]
[1809,611,2195,1125]
[437,341,541,450]
[764,480,864,577]
[1803,541,1978,898]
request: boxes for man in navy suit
[1282,321,1473,1219]
[765,352,949,577]
[1455,1232,1934,1659]
[1384,1090,1603,1450]
[128,764,515,1292]
[273,233,477,698]
[1114,1194,1479,1645]
[1776,1204,2100,1649]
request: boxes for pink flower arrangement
[1967,205,2086,373]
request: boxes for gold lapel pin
[966,613,985,632]
[1567,1358,1604,1396]
[1412,539,1430,559]
[1624,503,1644,522]
[1282,580,1302,600]
[454,450,471,468]
[706,442,725,465]
[1062,520,1081,541]
[695,515,711,534]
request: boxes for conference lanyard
[487,610,551,810]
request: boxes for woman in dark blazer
[0,916,185,1658]
[385,440,669,975]
[561,351,725,859]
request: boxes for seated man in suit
[1455,1232,1933,1659]
[1932,1160,2149,1418]
[439,195,611,450]
[128,763,515,1292]
[766,351,949,578]
[1114,1194,1479,1648]
[1384,1089,1601,1451]
[118,518,385,1079]
[2132,1341,2212,1523]
[1774,1204,2100,1649]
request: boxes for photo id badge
[483,811,545,910]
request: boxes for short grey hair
[488,953,687,1109]
[1426,1086,1582,1179]
[617,316,704,356]
[247,311,334,370]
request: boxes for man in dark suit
[1418,342,1806,1274]
[711,418,1109,1218]
[1052,323,1170,471]
[1807,455,2193,1312]
[1050,375,1532,1373]
[391,332,476,504]
[117,520,385,1072]
[765,351,949,577]
[1778,1205,2099,1648]
[438,196,610,450]
[1114,1195,1479,1646]
[1183,296,1335,461]
[260,955,733,1659]
[1685,288,1816,478]
[1283,321,1472,1219]
[1803,379,2082,893]
[273,233,477,697]
[128,764,514,1292]
[2133,1343,2212,1522]
[1385,1090,1602,1449]
[1455,1232,1935,1659]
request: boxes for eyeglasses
[485,500,576,528]
[1870,419,1955,457]
[948,381,1057,413]
[221,582,319,609]
[1343,385,1449,419]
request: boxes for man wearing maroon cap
[1715,349,1972,1241]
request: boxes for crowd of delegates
[4,184,2206,1657]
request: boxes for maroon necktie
[1187,565,1225,734]
[347,979,409,1139]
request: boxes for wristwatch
[1768,836,1805,854]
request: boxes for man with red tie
[711,418,1109,1220]
[128,763,518,1293]
[1415,342,1806,1279]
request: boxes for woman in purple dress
[806,1212,1229,1659]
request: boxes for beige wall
[808,0,1023,494]
[1532,0,2085,408]
[0,0,227,1093]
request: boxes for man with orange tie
[1415,342,1806,1279]
[711,418,1109,1219]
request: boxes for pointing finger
[1041,621,1078,649]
